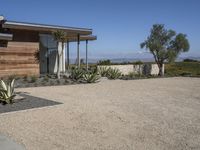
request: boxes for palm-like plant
[0,79,16,104]
[53,30,67,79]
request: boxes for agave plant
[83,73,101,83]
[0,79,16,104]
[98,66,109,77]
[107,68,122,79]
[70,68,85,81]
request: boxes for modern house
[0,16,96,77]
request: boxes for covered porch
[39,33,97,74]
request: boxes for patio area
[0,77,200,150]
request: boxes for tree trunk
[158,63,164,76]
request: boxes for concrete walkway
[0,134,25,150]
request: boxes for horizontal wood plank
[0,41,40,77]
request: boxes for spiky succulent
[107,68,122,79]
[0,79,16,104]
[70,68,85,81]
[98,66,109,77]
[83,73,101,83]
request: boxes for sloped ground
[0,77,200,150]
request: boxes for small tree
[140,24,189,76]
[53,30,67,79]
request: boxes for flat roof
[67,35,97,42]
[2,20,92,35]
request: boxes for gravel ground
[0,77,200,150]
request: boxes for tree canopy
[140,24,190,75]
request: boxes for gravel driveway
[0,77,200,150]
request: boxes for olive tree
[140,24,189,76]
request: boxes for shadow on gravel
[0,93,62,114]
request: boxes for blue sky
[1,0,200,59]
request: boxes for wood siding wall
[0,41,39,77]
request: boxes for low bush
[180,72,192,76]
[30,75,37,83]
[133,61,143,65]
[98,59,111,65]
[127,72,137,78]
[183,59,198,62]
[43,76,49,82]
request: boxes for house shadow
[0,93,62,114]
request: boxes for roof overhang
[0,33,13,40]
[67,35,97,42]
[2,21,92,35]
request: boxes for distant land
[68,56,200,64]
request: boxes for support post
[67,40,69,70]
[62,43,66,73]
[86,40,88,71]
[77,34,80,68]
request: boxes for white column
[77,34,80,68]
[86,40,88,71]
[58,42,62,73]
[62,43,66,73]
[66,40,70,70]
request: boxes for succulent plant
[83,73,101,83]
[0,79,16,104]
[107,68,122,79]
[70,68,85,81]
[98,66,109,77]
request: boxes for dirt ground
[0,77,200,150]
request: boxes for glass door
[39,34,57,74]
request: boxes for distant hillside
[68,56,200,64]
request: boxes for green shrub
[50,81,55,85]
[107,68,122,79]
[180,72,192,76]
[0,79,16,104]
[98,59,111,65]
[56,79,60,84]
[127,72,137,78]
[8,74,17,81]
[30,75,37,83]
[133,61,143,65]
[43,76,49,82]
[183,59,198,62]
[23,75,28,82]
[83,73,101,83]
